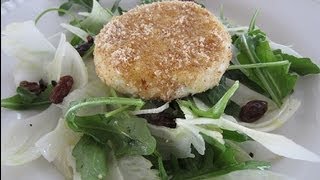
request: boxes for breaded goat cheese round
[94,1,232,101]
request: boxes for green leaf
[73,135,110,180]
[273,49,320,75]
[187,161,271,180]
[65,97,145,130]
[80,0,113,34]
[16,87,38,103]
[222,129,251,142]
[180,81,239,119]
[58,2,73,16]
[111,0,121,13]
[154,151,169,180]
[224,69,267,95]
[163,140,270,180]
[69,113,156,156]
[213,147,238,168]
[140,0,162,4]
[1,84,53,110]
[234,32,298,107]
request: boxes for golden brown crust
[94,1,232,101]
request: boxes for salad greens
[1,1,320,180]
[1,84,53,110]
[58,0,97,16]
[73,135,109,180]
[230,12,319,107]
[69,113,156,156]
[273,50,320,75]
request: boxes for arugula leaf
[58,0,97,16]
[187,161,271,180]
[73,135,109,180]
[273,49,320,75]
[69,113,156,156]
[80,0,113,34]
[1,84,53,110]
[163,141,269,180]
[179,81,239,119]
[222,129,251,143]
[224,69,267,95]
[154,151,169,180]
[140,0,162,4]
[58,2,73,16]
[234,31,298,107]
[194,77,241,118]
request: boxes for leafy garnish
[64,97,157,156]
[80,0,113,34]
[140,0,162,4]
[163,142,270,180]
[234,28,298,107]
[58,0,97,16]
[73,135,109,180]
[222,129,252,142]
[1,84,54,110]
[179,81,239,119]
[194,77,241,118]
[71,113,156,156]
[273,49,320,75]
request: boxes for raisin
[49,75,74,104]
[239,100,268,123]
[75,36,94,56]
[249,152,254,158]
[39,79,48,91]
[19,81,41,94]
[51,80,57,86]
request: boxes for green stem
[227,60,289,70]
[35,8,80,25]
[178,81,239,119]
[105,105,130,118]
[240,34,282,107]
[66,97,144,117]
[248,10,259,32]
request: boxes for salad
[1,0,320,180]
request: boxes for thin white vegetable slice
[183,116,320,162]
[61,23,89,42]
[1,105,61,165]
[131,102,169,115]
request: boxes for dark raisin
[29,124,33,127]
[19,81,41,94]
[49,75,74,104]
[39,79,48,91]
[139,112,177,128]
[75,36,94,56]
[239,100,268,123]
[249,152,254,158]
[51,80,57,86]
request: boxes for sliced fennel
[213,169,294,180]
[61,23,90,42]
[132,102,169,115]
[108,153,160,180]
[1,105,61,165]
[182,115,320,162]
[1,21,56,85]
[35,118,82,179]
[148,119,224,159]
[47,33,88,90]
[80,0,113,34]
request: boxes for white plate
[1,0,320,179]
